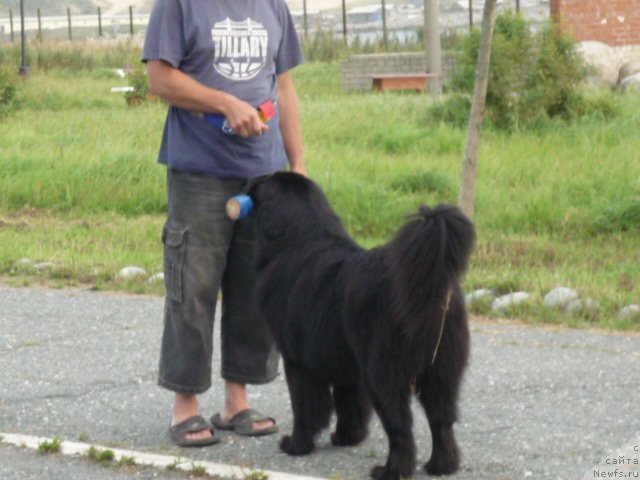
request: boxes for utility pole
[424,0,443,95]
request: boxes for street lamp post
[19,0,29,77]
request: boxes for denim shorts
[157,169,279,394]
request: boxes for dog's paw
[424,454,459,476]
[279,434,313,456]
[331,428,368,447]
[369,465,403,480]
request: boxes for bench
[371,73,439,92]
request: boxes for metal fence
[0,1,550,45]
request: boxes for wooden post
[303,0,308,39]
[9,9,14,43]
[129,6,134,35]
[98,6,103,37]
[424,0,443,95]
[19,0,28,77]
[468,0,473,30]
[458,0,499,219]
[381,0,388,48]
[67,7,72,41]
[37,8,42,43]
[516,0,520,13]
[342,0,348,45]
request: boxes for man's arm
[277,71,306,176]
[146,60,267,138]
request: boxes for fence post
[19,0,28,76]
[9,9,14,43]
[303,0,308,39]
[516,0,520,12]
[98,6,103,37]
[67,7,72,40]
[381,0,388,48]
[468,0,473,30]
[37,8,42,43]
[342,0,348,45]
[129,6,134,35]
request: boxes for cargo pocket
[162,226,187,303]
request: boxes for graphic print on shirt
[211,18,269,81]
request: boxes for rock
[618,60,640,84]
[491,292,531,313]
[32,261,55,272]
[116,266,148,280]
[564,298,600,317]
[618,305,640,322]
[620,72,640,93]
[147,272,164,284]
[577,41,620,87]
[13,258,33,269]
[543,287,579,310]
[466,288,495,304]
[466,289,496,313]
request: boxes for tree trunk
[458,0,498,219]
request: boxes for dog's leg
[417,311,469,476]
[279,359,332,456]
[365,379,416,480]
[331,382,371,447]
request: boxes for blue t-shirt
[142,0,303,178]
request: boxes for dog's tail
[387,204,475,336]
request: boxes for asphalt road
[1,285,639,479]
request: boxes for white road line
[0,432,326,480]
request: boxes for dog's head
[248,172,347,246]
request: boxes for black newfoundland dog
[247,172,475,479]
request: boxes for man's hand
[222,97,269,138]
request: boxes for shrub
[125,64,150,106]
[443,11,597,130]
[0,64,20,119]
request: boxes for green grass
[37,436,62,454]
[0,62,638,329]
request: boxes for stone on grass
[147,272,164,284]
[618,60,640,84]
[32,261,55,272]
[466,289,496,313]
[564,298,600,317]
[543,287,579,310]
[618,305,640,322]
[578,41,619,87]
[116,266,148,280]
[13,258,33,268]
[620,72,640,93]
[491,292,531,313]
[466,289,495,304]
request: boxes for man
[143,0,305,446]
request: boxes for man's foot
[172,393,214,442]
[222,382,276,433]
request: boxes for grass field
[0,62,638,329]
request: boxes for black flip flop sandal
[211,408,278,437]
[169,414,220,447]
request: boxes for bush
[0,64,20,119]
[125,64,150,106]
[443,11,600,130]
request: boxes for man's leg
[158,170,244,441]
[219,200,279,431]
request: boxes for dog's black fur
[248,172,475,479]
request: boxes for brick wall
[341,52,457,92]
[551,0,640,47]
